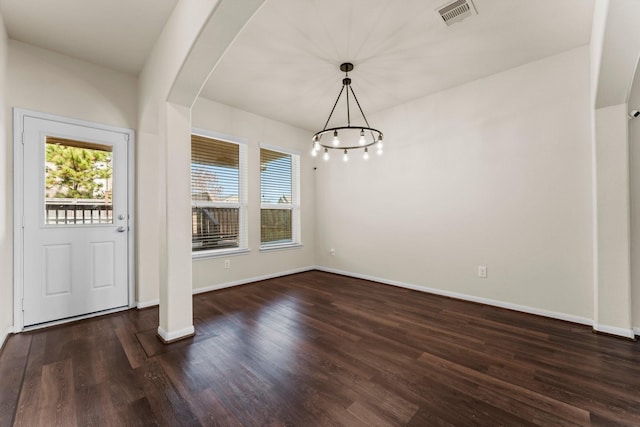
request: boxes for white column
[593,103,634,338]
[157,102,194,343]
[136,0,266,343]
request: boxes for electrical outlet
[330,248,335,256]
[224,259,231,269]
[478,265,487,278]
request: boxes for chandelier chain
[349,85,372,131]
[346,78,351,127]
[322,85,345,131]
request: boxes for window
[260,146,300,247]
[45,137,114,225]
[191,132,247,254]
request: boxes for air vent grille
[436,0,478,26]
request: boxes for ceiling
[0,0,595,131]
[201,0,595,131]
[0,0,178,75]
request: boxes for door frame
[13,108,136,332]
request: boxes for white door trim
[13,108,136,332]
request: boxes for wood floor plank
[2,270,640,426]
[417,351,591,426]
[115,324,148,369]
[189,388,245,427]
[0,334,31,427]
[38,359,77,427]
[13,333,47,427]
[133,359,200,427]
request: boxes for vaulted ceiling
[0,0,595,131]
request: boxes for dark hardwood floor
[1,270,640,426]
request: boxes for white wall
[0,11,11,344]
[7,41,137,127]
[2,40,137,332]
[593,103,633,335]
[589,0,640,338]
[629,60,640,332]
[190,97,316,292]
[315,46,594,321]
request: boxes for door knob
[117,226,126,232]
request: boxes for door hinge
[21,298,24,312]
[124,134,129,142]
[21,131,25,144]
[22,215,25,228]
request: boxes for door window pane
[45,137,113,225]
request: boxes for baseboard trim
[0,326,14,354]
[193,266,316,295]
[157,325,195,344]
[593,324,636,340]
[136,267,316,309]
[315,266,593,327]
[136,299,160,309]
[634,327,640,337]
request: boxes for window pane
[191,135,242,252]
[260,147,298,246]
[45,137,113,225]
[192,135,239,203]
[260,149,292,205]
[192,207,239,251]
[261,209,292,244]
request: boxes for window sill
[192,247,250,260]
[259,243,303,253]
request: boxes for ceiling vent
[436,0,478,26]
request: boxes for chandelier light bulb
[377,140,384,150]
[311,147,318,157]
[332,130,340,146]
[359,129,366,146]
[377,148,383,156]
[313,140,320,151]
[323,148,330,161]
[363,147,369,160]
[343,149,349,162]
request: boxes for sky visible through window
[191,163,238,201]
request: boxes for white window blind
[260,146,300,246]
[191,134,247,252]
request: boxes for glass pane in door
[44,137,114,225]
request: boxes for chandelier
[311,63,384,162]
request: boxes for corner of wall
[629,53,640,331]
[0,8,13,340]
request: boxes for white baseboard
[315,266,594,327]
[136,299,160,309]
[634,327,640,337]
[594,324,636,339]
[0,326,14,353]
[136,267,315,309]
[157,325,195,343]
[193,266,315,295]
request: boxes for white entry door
[20,114,130,327]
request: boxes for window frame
[191,129,249,260]
[259,143,302,251]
